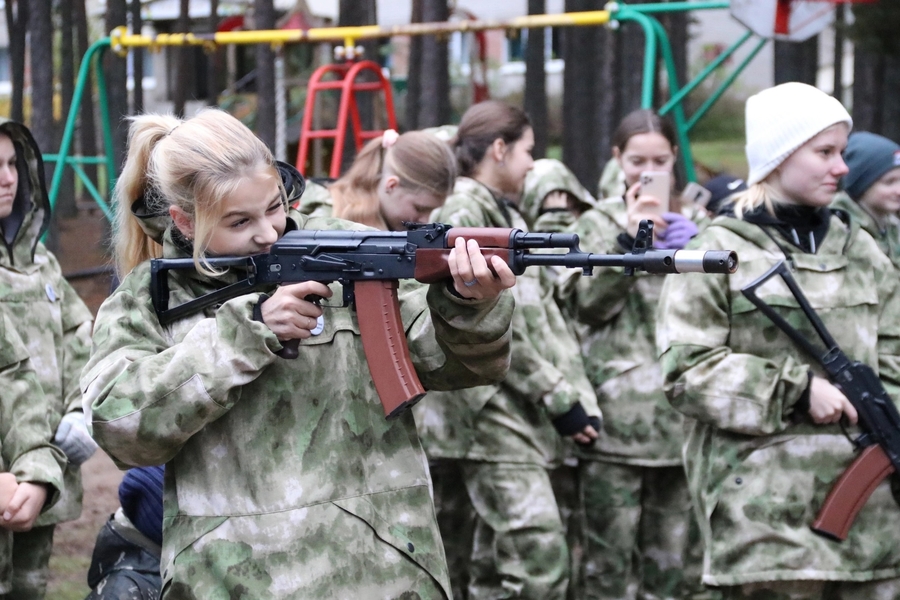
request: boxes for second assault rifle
[742,260,900,541]
[152,221,737,419]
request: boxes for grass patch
[47,552,90,600]
[691,139,747,179]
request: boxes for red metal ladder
[296,60,398,178]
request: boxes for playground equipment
[47,0,865,222]
[296,60,398,178]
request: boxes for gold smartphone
[639,171,670,214]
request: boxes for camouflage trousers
[1,525,54,600]
[579,460,707,600]
[718,577,900,600]
[461,461,570,600]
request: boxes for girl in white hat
[656,82,900,598]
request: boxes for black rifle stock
[152,221,738,419]
[742,260,900,541]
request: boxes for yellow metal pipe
[109,10,611,50]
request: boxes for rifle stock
[152,222,737,419]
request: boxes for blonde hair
[730,180,781,219]
[330,131,456,229]
[113,109,277,277]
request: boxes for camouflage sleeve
[503,310,589,418]
[873,255,900,398]
[557,207,641,327]
[401,279,513,390]
[656,269,810,436]
[0,314,64,505]
[434,194,586,417]
[82,284,281,467]
[56,270,94,415]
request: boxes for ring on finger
[464,278,478,287]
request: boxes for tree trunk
[105,0,129,172]
[338,0,378,171]
[75,0,98,190]
[562,0,603,191]
[57,0,77,218]
[525,0,547,159]
[617,0,650,118]
[173,0,190,116]
[255,0,277,150]
[6,1,27,123]
[851,46,883,134]
[833,4,845,101]
[417,0,450,128]
[28,0,55,247]
[208,0,220,105]
[405,0,423,131]
[881,55,900,142]
[130,0,144,113]
[774,37,819,85]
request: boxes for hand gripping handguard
[742,260,900,541]
[151,221,737,419]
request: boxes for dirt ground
[47,210,124,599]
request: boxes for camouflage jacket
[0,119,92,526]
[413,177,599,467]
[81,210,514,598]
[657,212,900,585]
[292,179,334,218]
[832,192,900,268]
[0,311,65,592]
[556,197,705,466]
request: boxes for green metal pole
[659,30,754,116]
[623,1,730,14]
[48,38,112,210]
[686,37,768,131]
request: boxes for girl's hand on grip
[261,282,333,341]
[808,376,858,425]
[449,237,516,300]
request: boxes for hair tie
[381,129,400,149]
[165,123,182,138]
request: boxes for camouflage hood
[131,160,306,246]
[0,118,52,268]
[521,159,597,227]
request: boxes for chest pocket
[729,254,879,361]
[730,254,877,315]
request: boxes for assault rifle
[152,221,737,419]
[742,260,900,541]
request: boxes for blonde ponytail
[113,114,183,277]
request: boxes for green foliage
[848,1,900,56]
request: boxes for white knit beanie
[745,82,852,185]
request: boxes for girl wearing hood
[0,119,95,599]
[657,82,900,598]
[80,108,517,599]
